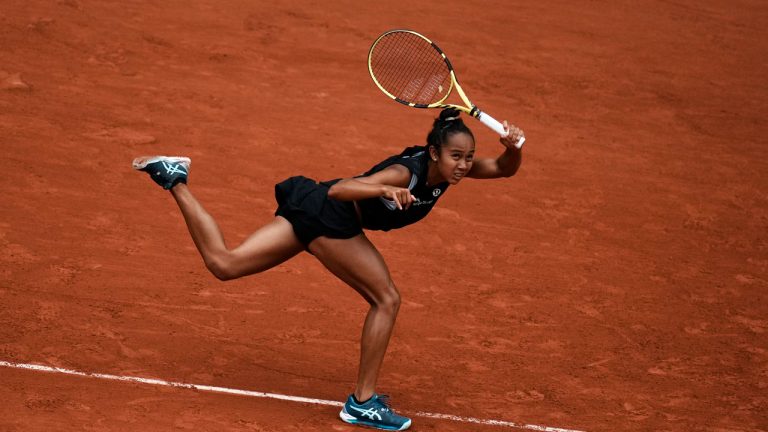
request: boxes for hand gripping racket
[368,29,525,148]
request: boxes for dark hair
[426,108,474,154]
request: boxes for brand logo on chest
[432,188,442,197]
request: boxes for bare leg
[169,183,395,399]
[170,184,304,280]
[308,234,401,402]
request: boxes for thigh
[227,216,305,276]
[308,234,397,304]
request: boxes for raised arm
[327,164,417,210]
[467,122,525,179]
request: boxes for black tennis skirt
[274,176,362,246]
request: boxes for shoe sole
[132,156,191,171]
[339,408,411,431]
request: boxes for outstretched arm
[467,122,525,179]
[327,164,417,210]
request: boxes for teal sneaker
[339,393,411,430]
[132,156,190,190]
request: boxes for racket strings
[370,32,452,105]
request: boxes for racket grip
[477,111,525,149]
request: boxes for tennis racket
[368,29,525,148]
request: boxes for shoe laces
[374,394,392,412]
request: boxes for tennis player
[133,108,524,431]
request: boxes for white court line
[0,360,584,432]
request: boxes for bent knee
[374,284,401,313]
[205,254,240,281]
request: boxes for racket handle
[477,111,525,149]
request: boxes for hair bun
[432,108,462,129]
[426,108,474,151]
[439,108,461,122]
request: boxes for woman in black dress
[132,108,525,430]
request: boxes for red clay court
[1,1,766,431]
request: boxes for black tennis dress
[274,146,450,246]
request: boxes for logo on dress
[432,188,442,197]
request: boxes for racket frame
[368,29,524,148]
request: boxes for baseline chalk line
[0,360,584,432]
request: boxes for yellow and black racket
[368,29,524,148]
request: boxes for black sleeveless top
[355,146,450,231]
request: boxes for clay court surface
[1,1,767,431]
